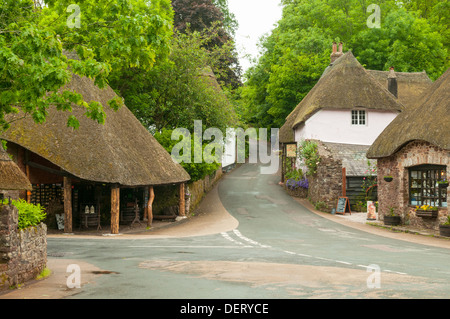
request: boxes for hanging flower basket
[383,176,393,182]
[415,205,438,219]
[438,181,449,188]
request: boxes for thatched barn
[1,73,190,234]
[0,147,32,200]
[367,68,449,230]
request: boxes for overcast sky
[228,0,283,74]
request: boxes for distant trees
[172,0,242,89]
[238,0,449,129]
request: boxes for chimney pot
[330,42,343,64]
[388,66,398,98]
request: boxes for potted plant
[383,175,393,182]
[384,207,401,226]
[415,205,439,218]
[438,179,449,188]
[439,216,450,237]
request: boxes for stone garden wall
[377,140,449,231]
[0,203,47,290]
[307,142,343,212]
[187,168,223,214]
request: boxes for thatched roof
[291,51,403,129]
[1,74,191,187]
[367,70,433,109]
[0,147,32,191]
[367,68,450,159]
[279,107,300,144]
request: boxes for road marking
[232,229,271,248]
[335,260,353,265]
[128,245,250,249]
[221,232,253,247]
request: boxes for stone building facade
[0,203,47,290]
[376,140,449,230]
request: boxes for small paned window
[351,110,366,125]
[409,165,447,207]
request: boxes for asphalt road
[2,163,450,300]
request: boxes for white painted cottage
[279,43,433,211]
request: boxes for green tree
[0,0,173,132]
[110,27,238,134]
[238,0,449,129]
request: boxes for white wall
[294,109,398,145]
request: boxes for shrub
[2,199,47,229]
[298,140,320,176]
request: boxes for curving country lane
[2,163,449,300]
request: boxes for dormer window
[351,110,366,125]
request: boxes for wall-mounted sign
[286,143,297,158]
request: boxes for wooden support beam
[342,167,346,197]
[111,185,120,234]
[26,164,31,203]
[147,186,154,228]
[179,183,185,217]
[63,177,72,233]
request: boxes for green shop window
[409,165,447,207]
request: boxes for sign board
[285,143,297,158]
[55,213,65,230]
[336,197,351,215]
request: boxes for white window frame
[351,110,367,126]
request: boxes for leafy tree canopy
[0,0,173,132]
[238,0,449,129]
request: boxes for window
[409,165,447,207]
[351,110,366,125]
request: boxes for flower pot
[415,210,438,219]
[383,176,393,182]
[384,215,401,226]
[438,182,449,188]
[439,225,450,237]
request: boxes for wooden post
[342,167,346,197]
[63,177,72,233]
[179,183,185,217]
[147,186,154,228]
[110,185,120,234]
[26,164,31,203]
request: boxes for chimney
[330,42,344,64]
[388,66,398,98]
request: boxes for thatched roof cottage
[367,68,449,230]
[1,73,190,234]
[279,42,433,212]
[0,147,31,200]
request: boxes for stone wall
[187,168,223,214]
[308,142,343,212]
[377,140,449,230]
[0,203,47,290]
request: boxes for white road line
[128,245,249,249]
[232,229,271,248]
[221,232,252,247]
[335,260,353,265]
